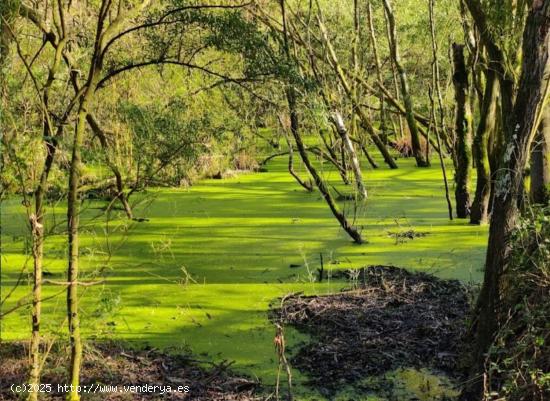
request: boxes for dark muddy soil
[0,342,260,401]
[272,265,471,395]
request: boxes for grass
[0,154,488,398]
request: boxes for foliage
[484,207,550,401]
[481,0,527,74]
[0,72,50,196]
[119,98,207,186]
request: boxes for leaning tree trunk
[86,114,134,218]
[359,141,379,169]
[316,15,398,169]
[286,94,363,243]
[280,0,363,244]
[319,129,351,185]
[530,104,550,205]
[452,43,473,218]
[332,112,368,200]
[279,116,313,192]
[470,70,499,224]
[383,0,429,167]
[472,5,550,399]
[388,44,405,139]
[285,136,313,192]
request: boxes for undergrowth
[484,206,550,401]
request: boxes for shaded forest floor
[0,342,261,400]
[1,155,487,399]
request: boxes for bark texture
[67,105,88,401]
[280,116,313,192]
[452,43,473,218]
[530,105,550,205]
[470,71,498,224]
[332,112,368,200]
[469,5,550,400]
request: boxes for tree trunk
[280,0,363,244]
[384,10,405,140]
[66,24,105,399]
[66,105,87,401]
[352,133,379,169]
[470,70,498,224]
[28,34,68,400]
[28,220,43,401]
[452,43,473,218]
[279,116,313,192]
[367,0,387,136]
[86,114,133,218]
[316,15,398,169]
[382,0,429,167]
[28,127,59,401]
[470,5,550,399]
[332,112,368,200]
[530,105,550,205]
[29,196,45,401]
[287,96,363,243]
[428,0,453,220]
[339,140,348,181]
[428,0,452,158]
[429,89,454,220]
[318,129,351,185]
[361,145,379,169]
[286,137,313,192]
[358,77,444,152]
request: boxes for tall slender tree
[470,69,499,224]
[366,0,387,137]
[452,43,473,218]
[383,0,429,167]
[428,0,454,220]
